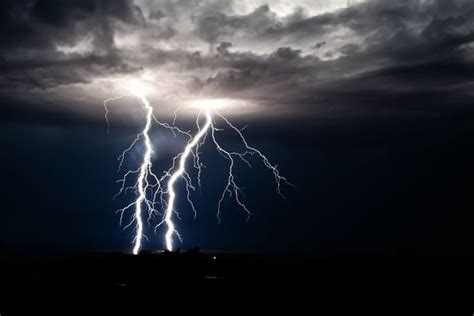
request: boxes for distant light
[192,98,233,110]
[213,256,217,260]
[129,80,148,97]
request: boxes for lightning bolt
[158,106,291,251]
[105,87,290,253]
[104,93,158,254]
[104,87,191,254]
[160,109,212,251]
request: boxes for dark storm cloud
[1,0,474,121]
[191,0,474,116]
[0,0,144,89]
[192,46,321,103]
[1,54,140,89]
[196,4,278,43]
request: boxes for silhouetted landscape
[2,249,473,312]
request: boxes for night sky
[1,0,474,255]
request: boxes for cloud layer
[1,0,473,121]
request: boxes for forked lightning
[105,83,290,253]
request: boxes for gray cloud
[196,4,278,43]
[0,0,144,89]
[1,0,474,122]
[190,0,474,116]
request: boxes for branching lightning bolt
[104,88,190,255]
[104,93,157,254]
[158,106,291,251]
[105,87,290,254]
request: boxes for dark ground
[1,250,473,313]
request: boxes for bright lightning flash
[158,99,290,251]
[105,87,290,254]
[104,80,190,255]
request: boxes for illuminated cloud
[1,0,473,122]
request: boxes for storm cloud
[1,0,474,121]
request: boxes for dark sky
[1,0,474,254]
